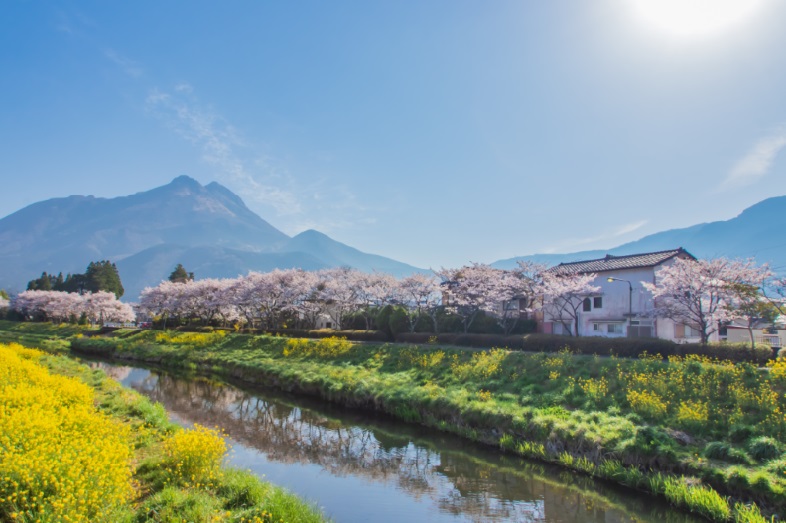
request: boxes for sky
[2,0,786,269]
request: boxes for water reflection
[94,362,699,523]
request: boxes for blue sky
[2,1,786,268]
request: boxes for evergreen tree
[84,261,124,298]
[27,272,54,291]
[59,273,87,294]
[27,262,124,298]
[169,264,194,283]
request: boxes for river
[90,360,701,523]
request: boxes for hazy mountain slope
[493,196,786,271]
[116,244,328,298]
[284,230,424,277]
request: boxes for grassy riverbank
[0,338,328,523]
[0,321,782,522]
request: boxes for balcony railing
[755,335,783,348]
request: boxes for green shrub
[728,425,754,444]
[703,442,750,464]
[747,436,782,462]
[726,467,752,492]
[467,312,503,334]
[765,457,786,476]
[388,307,410,337]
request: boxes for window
[675,324,697,338]
[583,298,591,311]
[593,296,603,309]
[608,323,623,334]
[593,323,600,331]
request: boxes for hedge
[394,333,774,364]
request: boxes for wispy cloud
[542,219,649,253]
[722,127,786,190]
[104,49,143,78]
[54,9,95,36]
[145,86,303,215]
[55,15,367,236]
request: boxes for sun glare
[631,0,765,39]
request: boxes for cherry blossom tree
[186,279,238,325]
[396,273,441,333]
[317,267,363,330]
[354,272,398,329]
[494,262,547,335]
[83,291,136,325]
[764,277,786,316]
[436,264,513,333]
[642,257,770,344]
[138,281,187,328]
[539,271,600,337]
[12,290,84,322]
[288,269,326,329]
[12,289,135,324]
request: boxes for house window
[675,324,697,338]
[593,323,600,331]
[325,322,332,329]
[593,297,603,309]
[583,298,591,311]
[608,323,623,334]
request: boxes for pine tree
[27,272,53,291]
[169,264,194,284]
[85,261,124,298]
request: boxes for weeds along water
[0,339,329,523]
[0,321,783,522]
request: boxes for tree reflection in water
[94,362,699,523]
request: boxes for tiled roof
[547,248,695,275]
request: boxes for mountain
[492,195,786,271]
[284,229,421,275]
[0,176,422,298]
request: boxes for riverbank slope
[0,321,781,522]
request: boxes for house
[723,316,786,352]
[541,248,705,342]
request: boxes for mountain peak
[168,175,203,189]
[294,229,329,239]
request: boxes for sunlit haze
[630,0,766,38]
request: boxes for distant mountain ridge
[0,176,422,298]
[492,195,786,272]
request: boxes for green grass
[2,320,784,521]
